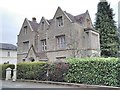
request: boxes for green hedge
[65,57,120,87]
[17,62,48,80]
[0,64,15,79]
[0,64,2,79]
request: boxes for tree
[95,0,119,57]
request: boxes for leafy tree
[95,0,119,57]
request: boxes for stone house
[17,7,100,63]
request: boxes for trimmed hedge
[0,64,15,79]
[65,57,120,86]
[17,62,48,80]
[16,57,120,87]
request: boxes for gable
[84,10,94,28]
[37,17,49,31]
[52,7,73,24]
[18,18,33,36]
[26,45,36,60]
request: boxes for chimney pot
[32,17,36,22]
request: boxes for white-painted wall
[0,49,17,65]
[118,1,120,29]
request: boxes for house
[17,7,100,63]
[0,43,17,64]
[118,1,120,32]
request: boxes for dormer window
[42,21,44,30]
[56,16,63,27]
[24,26,27,34]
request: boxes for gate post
[5,67,12,80]
[12,69,16,81]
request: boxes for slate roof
[28,20,39,31]
[0,43,17,51]
[64,11,86,24]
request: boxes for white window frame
[41,39,47,51]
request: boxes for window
[24,26,27,34]
[56,35,65,49]
[42,22,44,30]
[23,41,29,51]
[56,16,63,26]
[7,51,10,57]
[41,39,47,51]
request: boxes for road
[1,80,120,90]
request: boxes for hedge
[65,57,120,87]
[17,62,48,80]
[16,57,120,87]
[0,64,15,79]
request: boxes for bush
[48,62,69,82]
[0,64,15,79]
[65,57,119,86]
[17,62,48,80]
[116,58,120,86]
[0,64,2,79]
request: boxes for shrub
[0,64,15,79]
[17,62,48,80]
[0,64,2,79]
[65,57,119,86]
[48,62,69,82]
[116,58,120,86]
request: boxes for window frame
[56,16,64,27]
[56,35,66,49]
[7,51,10,57]
[41,21,45,30]
[41,39,47,51]
[24,26,27,34]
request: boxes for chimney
[100,0,106,2]
[32,17,36,22]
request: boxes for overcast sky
[1,0,119,45]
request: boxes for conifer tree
[95,0,119,57]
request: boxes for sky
[1,0,119,45]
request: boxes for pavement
[1,80,120,90]
[1,80,77,88]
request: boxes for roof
[64,11,86,24]
[26,45,48,61]
[0,43,17,51]
[28,20,39,31]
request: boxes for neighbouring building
[118,1,120,32]
[0,43,17,64]
[17,7,100,63]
